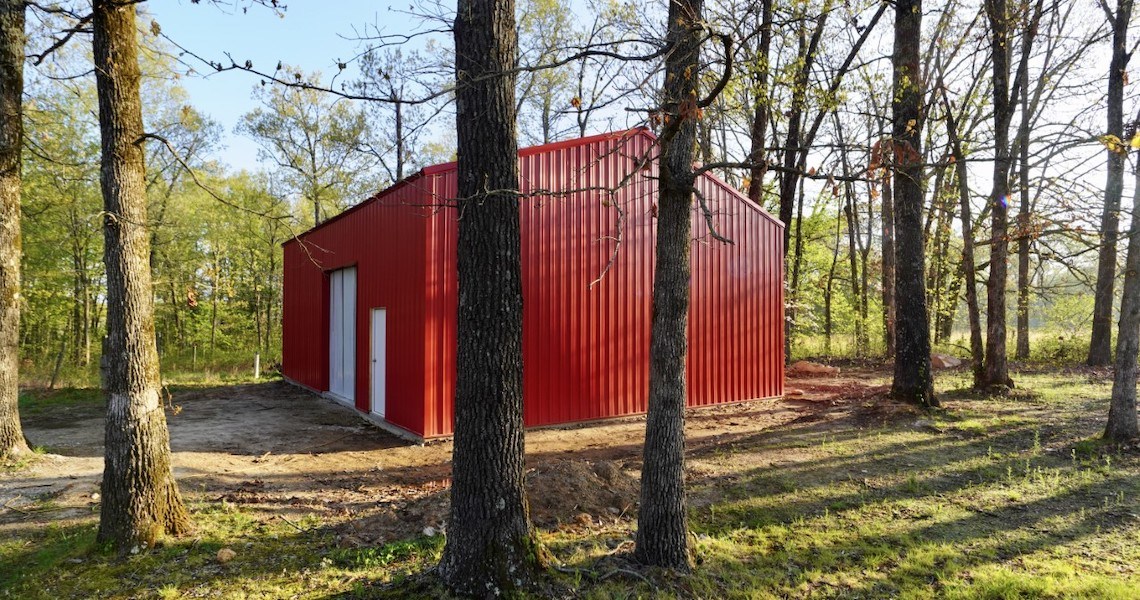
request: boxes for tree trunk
[929,180,958,344]
[940,256,965,343]
[312,188,321,226]
[81,266,91,366]
[881,170,896,357]
[266,249,277,353]
[777,17,825,364]
[834,113,865,354]
[168,279,182,344]
[437,0,544,593]
[698,119,714,165]
[72,258,84,364]
[1089,0,1134,366]
[93,0,191,551]
[890,0,936,406]
[981,0,1015,389]
[1106,136,1140,442]
[860,186,872,352]
[253,273,263,356]
[842,177,865,354]
[634,0,704,572]
[210,252,219,353]
[943,96,985,385]
[1014,2,1044,361]
[1015,131,1031,360]
[745,0,772,205]
[394,99,405,180]
[777,18,825,257]
[0,0,28,458]
[824,199,841,355]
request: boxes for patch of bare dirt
[528,459,640,527]
[3,371,886,541]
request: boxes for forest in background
[8,0,1140,595]
[16,0,1120,388]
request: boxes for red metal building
[282,129,784,440]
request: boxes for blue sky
[146,0,429,172]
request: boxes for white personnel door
[328,267,356,402]
[370,308,387,418]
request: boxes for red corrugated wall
[283,129,785,439]
[282,175,440,437]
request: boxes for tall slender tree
[93,0,191,551]
[1088,0,1134,366]
[1014,59,1032,360]
[942,90,985,386]
[635,0,711,570]
[1106,117,1140,443]
[746,0,773,206]
[436,0,544,592]
[0,0,28,459]
[981,0,1016,389]
[1007,0,1045,361]
[889,0,936,406]
[881,156,896,357]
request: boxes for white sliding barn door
[328,267,357,402]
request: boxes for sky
[145,0,431,172]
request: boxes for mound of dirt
[526,459,639,527]
[332,459,640,547]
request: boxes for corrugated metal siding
[282,176,435,437]
[282,244,330,392]
[423,173,457,439]
[416,130,783,437]
[283,129,784,439]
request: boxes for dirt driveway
[1,372,883,543]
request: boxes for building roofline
[283,126,782,248]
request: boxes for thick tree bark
[982,0,1015,389]
[437,0,544,592]
[890,0,936,406]
[1106,139,1140,442]
[634,0,704,572]
[93,0,191,551]
[0,0,28,458]
[1089,0,1134,366]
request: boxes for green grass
[5,369,1140,598]
[18,348,277,389]
[17,387,103,416]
